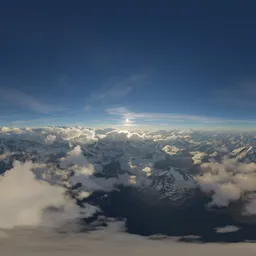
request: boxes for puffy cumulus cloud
[196,159,256,213]
[11,127,24,134]
[104,130,129,142]
[146,130,194,142]
[60,145,94,172]
[76,191,91,200]
[44,127,98,144]
[0,127,39,141]
[104,130,145,142]
[215,225,240,233]
[60,127,88,140]
[0,126,98,145]
[97,134,107,140]
[0,161,84,229]
[44,134,56,144]
[128,132,145,142]
[0,127,11,133]
[0,127,26,134]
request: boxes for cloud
[8,117,60,126]
[0,126,99,147]
[44,134,57,144]
[215,225,240,233]
[58,145,118,196]
[2,226,256,255]
[104,129,145,142]
[91,85,132,101]
[0,88,65,114]
[106,107,256,127]
[42,129,157,195]
[84,105,92,111]
[196,159,256,213]
[89,74,147,103]
[60,145,94,171]
[0,161,83,229]
[214,82,256,109]
[106,107,221,124]
[44,127,98,144]
[69,174,118,195]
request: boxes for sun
[125,118,130,123]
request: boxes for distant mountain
[230,146,256,163]
[2,128,256,241]
[138,166,196,206]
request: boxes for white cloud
[84,105,92,111]
[8,117,60,126]
[0,88,65,114]
[44,127,98,144]
[59,145,117,194]
[81,203,99,218]
[196,159,256,212]
[106,107,221,123]
[44,134,56,144]
[2,227,256,256]
[104,129,145,142]
[60,145,93,170]
[215,225,240,233]
[0,161,83,229]
[106,107,256,125]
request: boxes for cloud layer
[106,107,256,127]
[1,227,256,256]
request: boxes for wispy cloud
[90,85,132,101]
[89,73,148,103]
[0,88,66,114]
[106,107,256,125]
[106,107,219,122]
[7,117,60,126]
[84,105,92,111]
[214,80,256,109]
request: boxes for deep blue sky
[1,0,256,129]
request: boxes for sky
[1,0,256,129]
